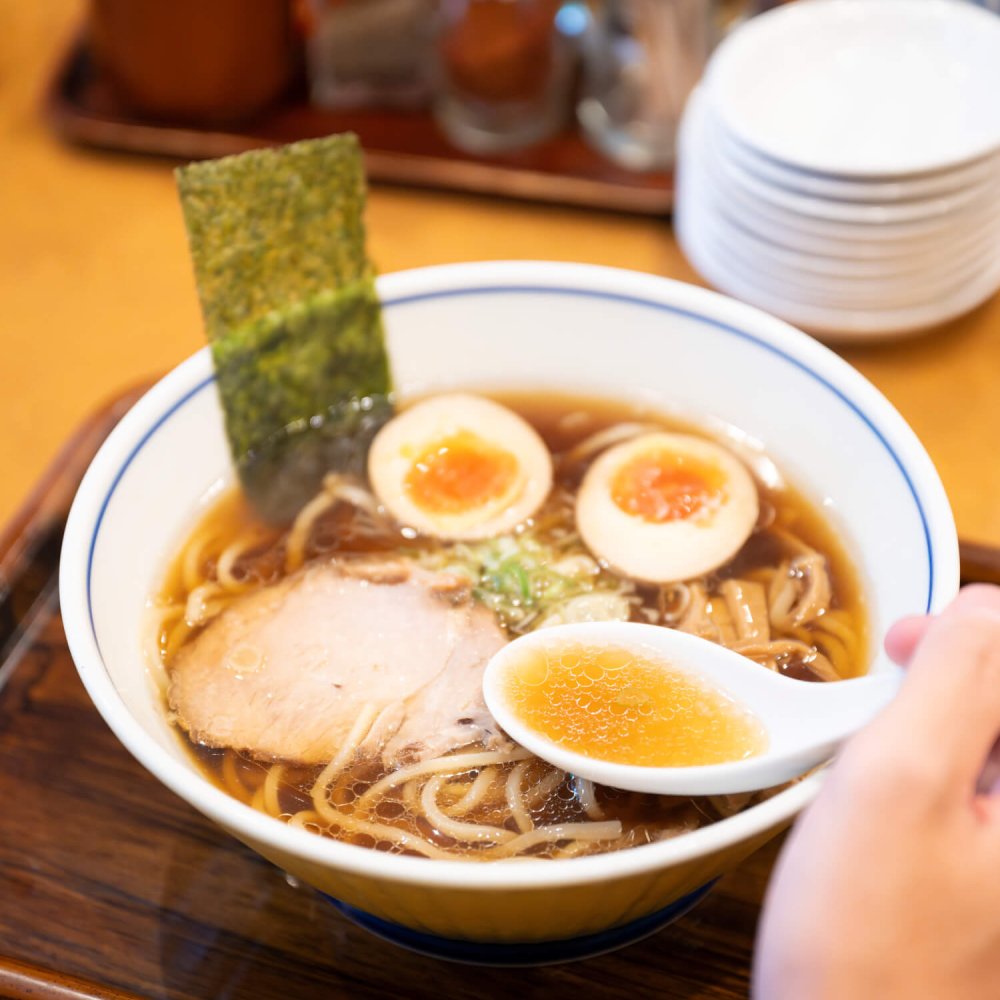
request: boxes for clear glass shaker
[577,0,713,171]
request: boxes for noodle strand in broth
[155,393,869,861]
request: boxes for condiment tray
[44,37,673,217]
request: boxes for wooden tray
[0,388,764,999]
[3,391,997,999]
[44,38,674,216]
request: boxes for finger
[883,586,1000,669]
[867,585,1000,795]
[978,736,1000,796]
[884,615,931,666]
[880,585,1000,665]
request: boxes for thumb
[884,614,931,666]
[867,585,1000,796]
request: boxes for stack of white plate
[675,0,1000,340]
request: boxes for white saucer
[674,78,1000,339]
[703,116,1000,225]
[693,218,997,312]
[676,193,1000,339]
[705,0,1000,177]
[682,163,997,309]
[690,88,1000,246]
[712,112,1000,205]
[704,187,1000,261]
[693,202,998,281]
[698,138,1000,244]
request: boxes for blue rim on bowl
[85,283,938,634]
[59,263,959,954]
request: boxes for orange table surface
[3,0,999,548]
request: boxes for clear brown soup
[155,391,869,861]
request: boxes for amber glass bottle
[435,0,572,154]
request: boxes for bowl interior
[66,263,958,883]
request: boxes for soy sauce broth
[157,389,870,859]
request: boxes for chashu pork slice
[168,560,507,765]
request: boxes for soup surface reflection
[153,392,869,860]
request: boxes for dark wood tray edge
[0,385,996,996]
[0,385,149,690]
[959,538,1000,587]
[42,35,674,216]
[0,955,141,1000]
[0,386,155,998]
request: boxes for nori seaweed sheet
[175,134,392,522]
[213,283,392,520]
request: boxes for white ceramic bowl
[60,262,959,961]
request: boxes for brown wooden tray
[0,387,766,999]
[3,390,997,999]
[44,37,674,216]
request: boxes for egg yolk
[611,449,725,523]
[503,643,767,767]
[405,430,520,516]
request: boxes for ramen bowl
[60,261,958,963]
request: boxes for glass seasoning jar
[304,0,438,109]
[577,0,712,171]
[435,0,572,154]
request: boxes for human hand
[753,584,1000,1000]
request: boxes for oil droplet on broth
[504,643,768,767]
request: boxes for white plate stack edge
[675,0,1000,341]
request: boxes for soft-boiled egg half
[368,393,553,540]
[576,432,759,583]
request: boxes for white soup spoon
[483,621,899,796]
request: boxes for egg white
[368,394,553,540]
[576,432,759,583]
